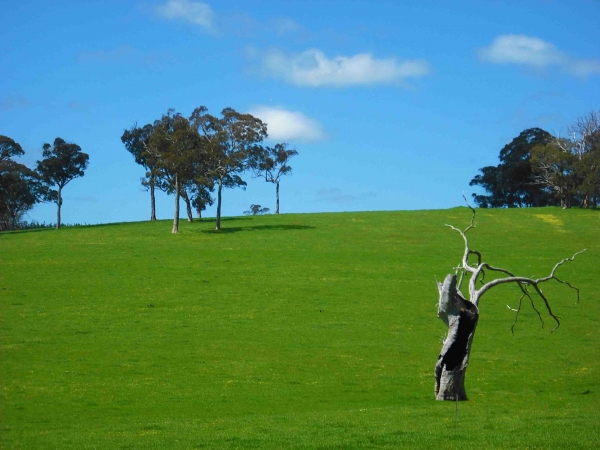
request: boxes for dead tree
[435,202,585,401]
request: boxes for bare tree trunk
[196,206,202,219]
[435,274,479,401]
[181,189,193,222]
[275,180,280,214]
[215,177,223,230]
[172,174,180,234]
[56,186,62,229]
[150,176,156,221]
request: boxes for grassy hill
[1,208,598,449]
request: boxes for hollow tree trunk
[435,274,479,401]
[275,181,280,214]
[181,189,193,222]
[56,186,62,229]
[150,176,156,221]
[215,178,223,230]
[172,174,180,234]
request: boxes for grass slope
[1,208,599,449]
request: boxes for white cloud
[249,106,326,142]
[479,34,600,77]
[155,0,216,33]
[258,48,431,87]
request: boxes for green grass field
[1,208,599,449]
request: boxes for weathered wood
[435,274,479,401]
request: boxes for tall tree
[191,107,267,230]
[532,111,600,208]
[150,109,205,233]
[121,123,159,220]
[470,128,555,208]
[36,138,89,229]
[0,136,44,231]
[250,143,298,214]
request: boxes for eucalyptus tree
[435,200,584,401]
[191,106,267,230]
[121,123,160,220]
[250,143,298,214]
[470,128,555,208]
[150,109,207,233]
[36,138,89,229]
[0,136,44,230]
[532,111,600,208]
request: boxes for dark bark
[181,189,193,222]
[150,176,156,221]
[56,186,62,229]
[215,177,223,230]
[172,174,180,234]
[275,180,280,214]
[435,274,479,401]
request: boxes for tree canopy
[36,137,89,229]
[470,128,555,208]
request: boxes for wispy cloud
[315,188,377,204]
[255,48,431,87]
[249,106,326,142]
[155,0,216,34]
[478,35,600,78]
[0,96,31,111]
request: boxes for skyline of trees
[3,109,598,232]
[470,111,599,209]
[1,135,88,231]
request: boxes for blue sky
[2,0,599,225]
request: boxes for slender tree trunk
[435,274,479,401]
[56,186,62,229]
[172,174,180,234]
[150,176,156,221]
[181,189,193,222]
[215,177,223,230]
[196,206,202,219]
[275,180,280,214]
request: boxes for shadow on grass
[201,224,316,234]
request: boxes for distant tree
[187,177,215,219]
[0,136,45,231]
[470,128,556,208]
[36,138,89,229]
[532,111,600,208]
[121,123,160,220]
[244,204,270,215]
[250,143,298,214]
[191,107,267,230]
[150,109,206,233]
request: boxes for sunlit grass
[1,207,598,448]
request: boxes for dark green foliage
[470,128,556,207]
[250,143,298,214]
[244,204,270,215]
[36,137,89,229]
[121,123,159,220]
[0,136,45,230]
[191,106,267,229]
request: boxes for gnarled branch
[448,200,585,331]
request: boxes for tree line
[121,106,298,233]
[470,111,600,208]
[0,136,89,231]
